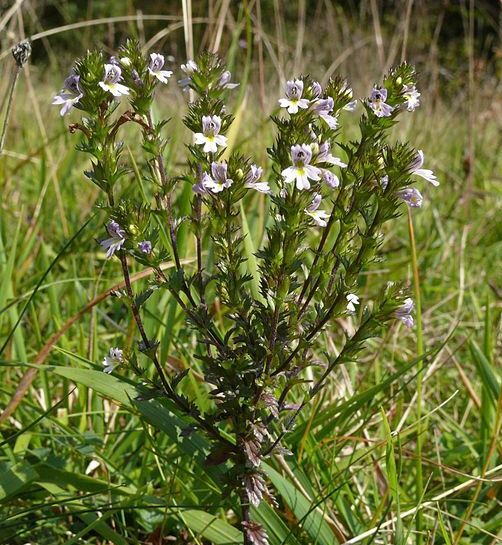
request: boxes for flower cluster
[52,47,172,117]
[56,47,435,545]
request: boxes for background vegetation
[0,1,501,544]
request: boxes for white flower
[402,84,420,111]
[305,194,329,227]
[397,188,423,208]
[245,165,271,194]
[394,298,414,328]
[100,221,126,258]
[181,60,198,74]
[102,347,123,374]
[316,142,346,189]
[320,169,340,189]
[202,161,233,193]
[52,73,83,116]
[310,81,323,98]
[409,150,438,186]
[346,293,359,313]
[368,87,393,118]
[344,100,357,111]
[98,64,129,97]
[193,115,227,153]
[278,80,309,114]
[179,60,198,89]
[281,144,321,190]
[317,142,347,168]
[312,97,339,128]
[148,53,173,83]
[218,70,239,90]
[248,181,270,193]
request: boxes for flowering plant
[54,40,436,544]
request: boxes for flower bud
[131,69,143,86]
[311,81,322,99]
[218,71,231,86]
[120,57,132,67]
[128,224,139,236]
[396,76,402,85]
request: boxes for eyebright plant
[53,39,437,544]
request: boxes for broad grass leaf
[0,461,39,501]
[264,464,338,545]
[180,509,243,544]
[252,502,302,545]
[43,366,227,482]
[470,341,500,406]
[240,201,265,303]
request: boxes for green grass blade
[181,509,243,544]
[265,464,337,545]
[470,340,501,406]
[240,202,264,303]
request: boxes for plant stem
[0,68,20,157]
[146,111,182,272]
[144,112,227,353]
[117,253,174,398]
[236,422,252,545]
[407,208,424,544]
[272,209,380,378]
[240,476,252,545]
[296,189,344,306]
[194,193,205,305]
[106,186,232,449]
[119,249,235,447]
[265,312,374,455]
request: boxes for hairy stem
[146,110,182,271]
[105,181,232,448]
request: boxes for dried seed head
[11,40,31,68]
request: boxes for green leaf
[0,216,95,357]
[35,463,135,496]
[381,408,404,544]
[470,341,501,406]
[437,508,453,545]
[240,201,265,303]
[0,461,39,501]
[264,464,338,545]
[181,509,243,544]
[43,366,227,482]
[253,502,302,545]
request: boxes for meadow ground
[0,2,501,544]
